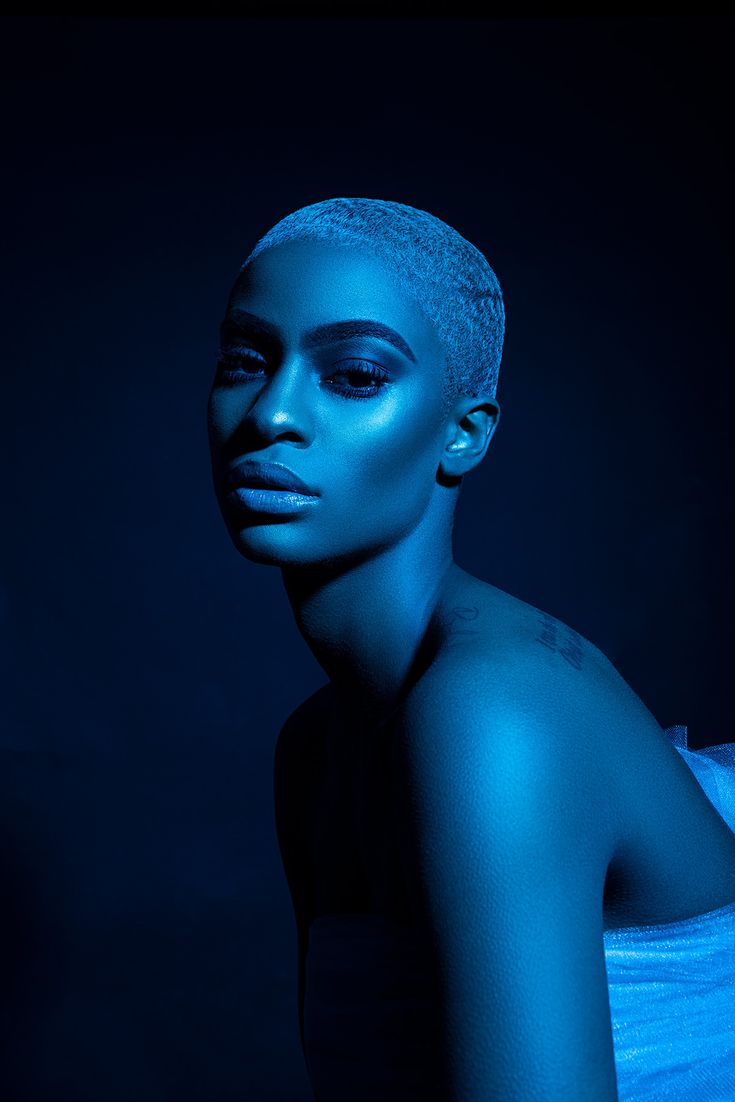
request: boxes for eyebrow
[223,310,417,364]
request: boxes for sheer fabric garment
[303,726,735,1101]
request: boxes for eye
[215,347,267,384]
[325,359,390,400]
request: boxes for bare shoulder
[418,578,654,756]
[396,599,622,849]
[401,580,729,856]
[399,582,674,843]
[398,579,735,938]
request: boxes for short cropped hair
[241,197,504,410]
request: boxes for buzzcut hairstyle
[241,197,505,413]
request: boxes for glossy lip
[225,459,318,496]
[227,486,320,515]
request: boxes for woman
[207,198,735,1101]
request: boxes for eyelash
[215,351,390,400]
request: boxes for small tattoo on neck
[446,605,481,646]
[535,612,584,670]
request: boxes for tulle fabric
[303,726,735,1100]
[604,725,735,1100]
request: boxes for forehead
[227,238,444,364]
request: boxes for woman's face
[207,237,451,569]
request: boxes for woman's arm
[392,653,622,1101]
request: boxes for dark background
[3,15,733,1100]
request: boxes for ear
[439,395,501,480]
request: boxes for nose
[245,356,314,446]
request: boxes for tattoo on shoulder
[535,612,584,669]
[446,605,481,647]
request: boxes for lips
[225,459,318,496]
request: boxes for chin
[227,522,381,573]
[226,522,324,568]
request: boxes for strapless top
[303,725,735,1101]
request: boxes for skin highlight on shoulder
[402,583,648,822]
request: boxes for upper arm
[392,657,621,1101]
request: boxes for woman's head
[207,199,503,570]
[242,197,505,415]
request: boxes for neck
[281,521,461,725]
